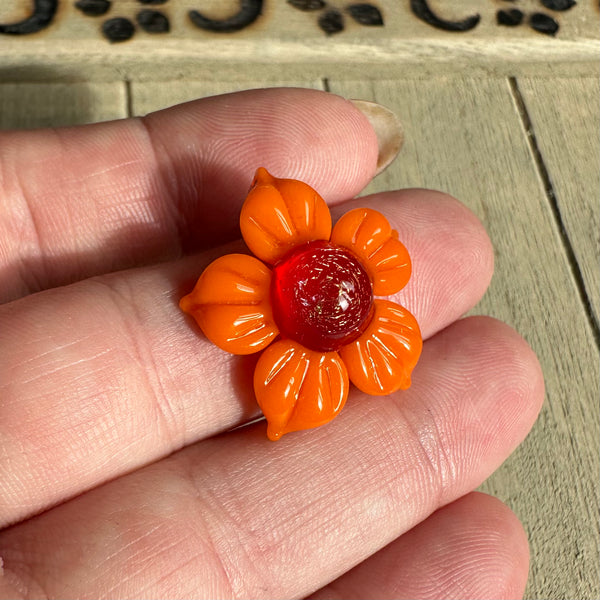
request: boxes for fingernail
[350,100,404,175]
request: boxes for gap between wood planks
[509,76,600,348]
[125,79,134,118]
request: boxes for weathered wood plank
[130,79,323,116]
[0,0,598,81]
[516,76,600,328]
[329,77,599,600]
[0,70,596,597]
[0,82,126,129]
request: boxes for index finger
[0,88,379,302]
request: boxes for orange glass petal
[331,208,411,296]
[179,254,279,355]
[339,299,422,396]
[240,167,332,265]
[254,340,349,441]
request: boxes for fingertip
[459,315,545,434]
[445,492,530,600]
[397,189,495,320]
[426,316,545,495]
[401,315,544,506]
[308,491,530,600]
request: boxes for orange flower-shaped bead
[180,168,422,440]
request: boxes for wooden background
[1,1,599,598]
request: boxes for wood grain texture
[329,77,599,600]
[0,82,126,129]
[517,77,600,328]
[0,0,598,81]
[0,72,597,597]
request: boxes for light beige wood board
[329,77,599,599]
[130,79,323,116]
[0,0,599,81]
[0,81,126,129]
[517,76,600,327]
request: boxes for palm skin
[0,88,543,599]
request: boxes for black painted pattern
[102,16,134,42]
[0,0,58,34]
[540,0,576,11]
[288,1,384,33]
[137,9,169,33]
[318,9,344,34]
[74,0,110,17]
[346,3,383,26]
[408,0,578,37]
[497,8,524,27]
[288,0,326,10]
[410,0,480,31]
[78,0,172,41]
[0,0,590,39]
[189,0,263,33]
[530,12,560,35]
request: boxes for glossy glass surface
[254,339,349,441]
[271,241,374,352]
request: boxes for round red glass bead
[271,241,374,352]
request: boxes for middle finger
[0,190,492,528]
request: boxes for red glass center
[271,241,374,352]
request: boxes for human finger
[0,318,543,599]
[307,492,529,600]
[0,88,379,302]
[0,191,492,524]
[0,191,492,528]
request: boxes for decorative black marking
[318,8,344,34]
[287,0,325,10]
[102,16,135,42]
[346,3,383,26]
[189,0,262,33]
[136,9,169,33]
[410,0,480,32]
[497,8,524,26]
[529,12,559,35]
[0,0,57,34]
[138,0,168,4]
[540,0,576,10]
[75,0,110,17]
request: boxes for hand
[0,88,543,599]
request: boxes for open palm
[0,88,543,599]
